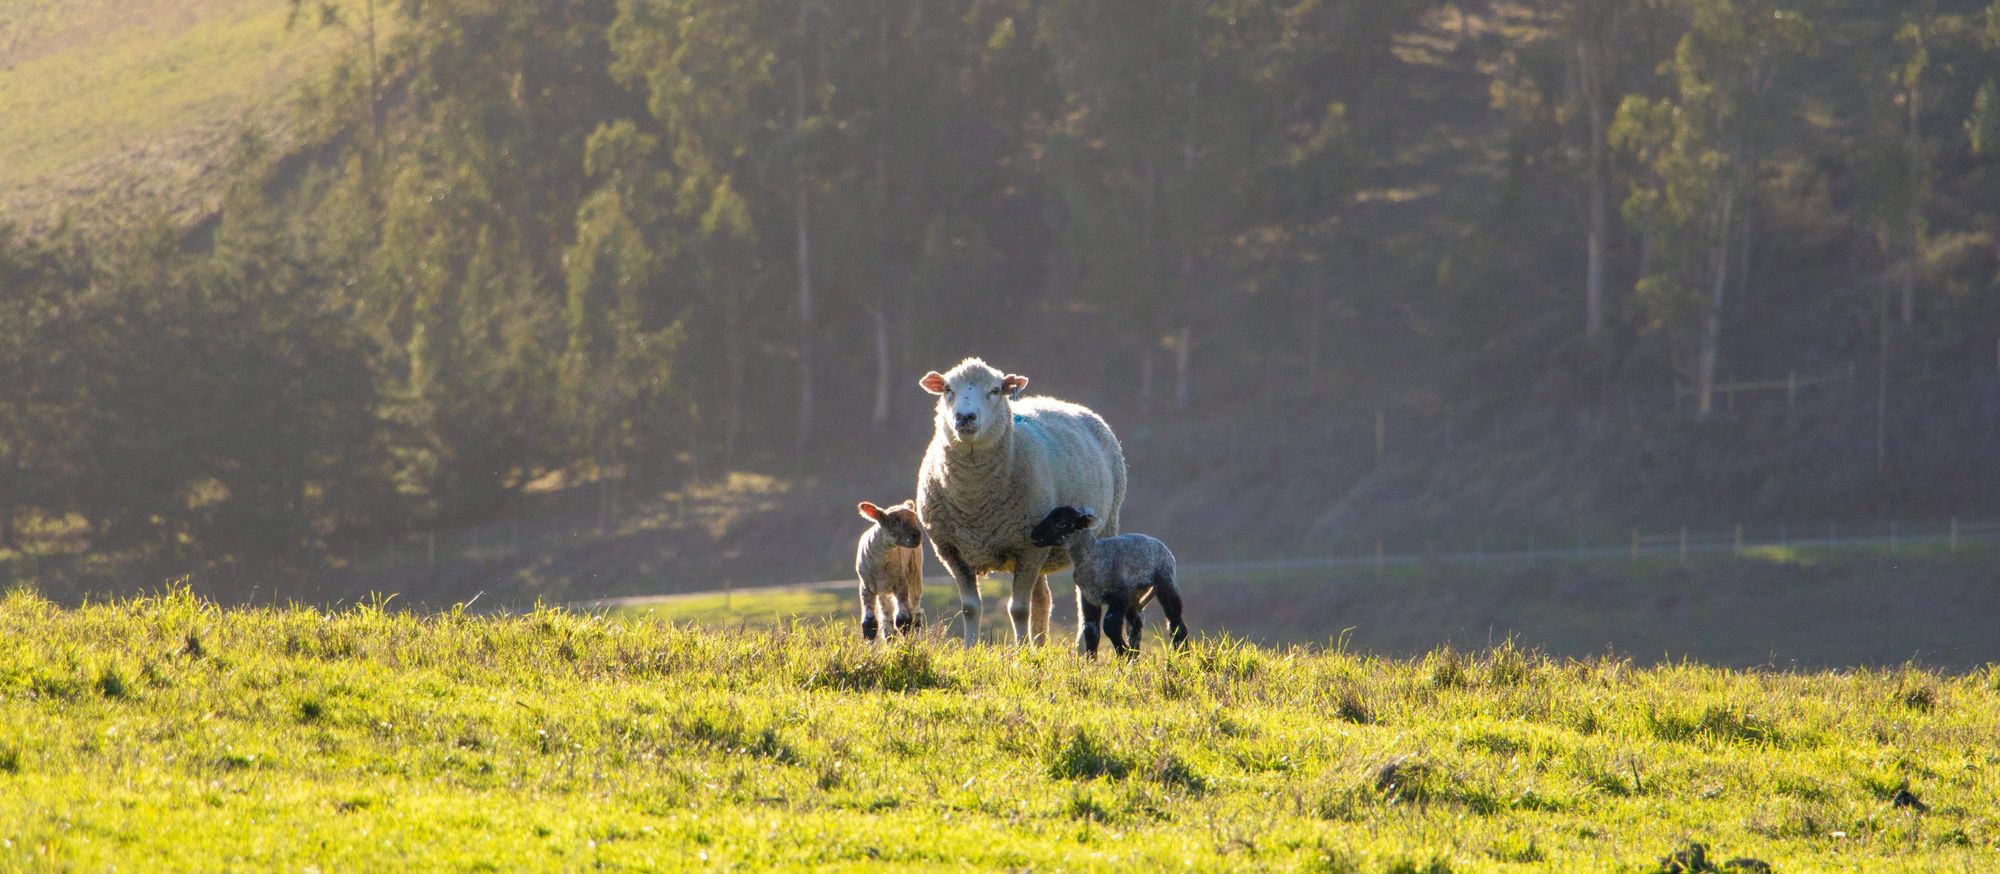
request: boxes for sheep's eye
[989,386,1003,396]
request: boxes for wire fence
[566,516,2000,612]
[1193,516,2000,578]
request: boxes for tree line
[3,0,1998,571]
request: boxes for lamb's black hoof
[861,617,880,640]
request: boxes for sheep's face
[859,500,923,548]
[920,357,1028,447]
[1030,505,1098,548]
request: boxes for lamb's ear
[858,501,884,521]
[920,372,948,394]
[1002,373,1030,400]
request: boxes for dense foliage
[3,0,1999,579]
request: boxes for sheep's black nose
[955,412,977,427]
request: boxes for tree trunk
[871,11,894,432]
[722,282,744,466]
[1172,324,1192,410]
[793,64,816,455]
[1696,187,1735,419]
[1877,286,1890,471]
[1138,155,1159,412]
[1903,70,1922,327]
[871,305,891,428]
[1577,6,1616,342]
[1138,346,1156,414]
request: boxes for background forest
[4,0,1999,606]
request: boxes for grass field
[0,0,363,230]
[605,545,2000,670]
[3,588,1996,871]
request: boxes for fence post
[1950,517,1959,555]
[1678,527,1688,561]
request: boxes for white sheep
[914,357,1127,647]
[855,500,925,640]
[1030,505,1187,657]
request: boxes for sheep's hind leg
[1029,574,1052,645]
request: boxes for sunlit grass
[2,587,1995,870]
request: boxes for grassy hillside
[0,0,359,230]
[3,590,1995,871]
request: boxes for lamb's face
[860,500,924,548]
[1030,505,1098,548]
[920,358,1028,448]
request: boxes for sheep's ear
[858,501,883,521]
[1002,373,1029,400]
[920,372,948,394]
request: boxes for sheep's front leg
[1007,548,1051,646]
[937,544,982,647]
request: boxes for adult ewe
[915,357,1126,647]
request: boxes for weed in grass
[1898,678,1938,712]
[1486,833,1543,863]
[95,663,127,699]
[1333,684,1374,724]
[1049,727,1131,781]
[1145,750,1209,795]
[1425,647,1469,689]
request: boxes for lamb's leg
[1154,570,1189,650]
[1007,548,1051,646]
[937,544,982,647]
[1101,593,1134,657]
[1029,574,1052,645]
[891,597,915,636]
[907,574,925,631]
[1125,598,1143,654]
[1076,593,1103,657]
[859,581,880,641]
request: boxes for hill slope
[1,590,1994,870]
[0,0,356,231]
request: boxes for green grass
[3,588,1997,870]
[0,0,364,229]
